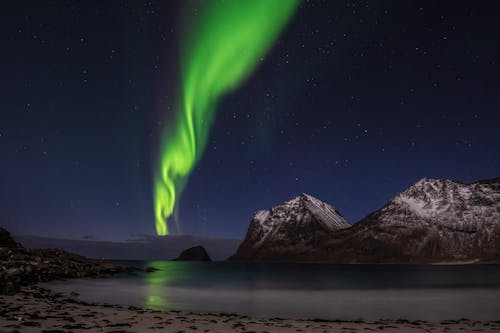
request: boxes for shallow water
[42,261,500,320]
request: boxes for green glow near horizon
[154,0,299,235]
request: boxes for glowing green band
[154,0,299,235]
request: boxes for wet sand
[1,286,499,333]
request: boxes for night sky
[1,1,499,241]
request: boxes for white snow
[303,193,350,230]
[248,193,350,249]
[382,178,500,231]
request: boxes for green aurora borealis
[154,0,299,235]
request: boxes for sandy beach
[1,286,499,333]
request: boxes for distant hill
[14,234,240,261]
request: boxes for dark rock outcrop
[174,246,211,261]
[0,228,140,294]
[0,227,22,249]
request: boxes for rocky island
[174,245,212,261]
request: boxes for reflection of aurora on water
[144,261,195,310]
[41,263,500,320]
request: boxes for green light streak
[144,261,174,310]
[154,0,299,235]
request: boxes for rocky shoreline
[1,286,499,333]
[2,227,500,332]
[0,227,143,295]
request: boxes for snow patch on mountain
[375,178,500,231]
[252,193,350,234]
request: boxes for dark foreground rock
[0,227,141,294]
[174,245,211,261]
[0,227,22,249]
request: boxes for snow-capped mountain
[230,193,350,260]
[365,177,500,230]
[231,178,500,263]
[345,177,500,262]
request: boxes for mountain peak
[230,194,350,261]
[279,192,317,205]
[413,177,461,188]
[369,177,500,227]
[269,193,350,231]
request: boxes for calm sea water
[42,261,500,320]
